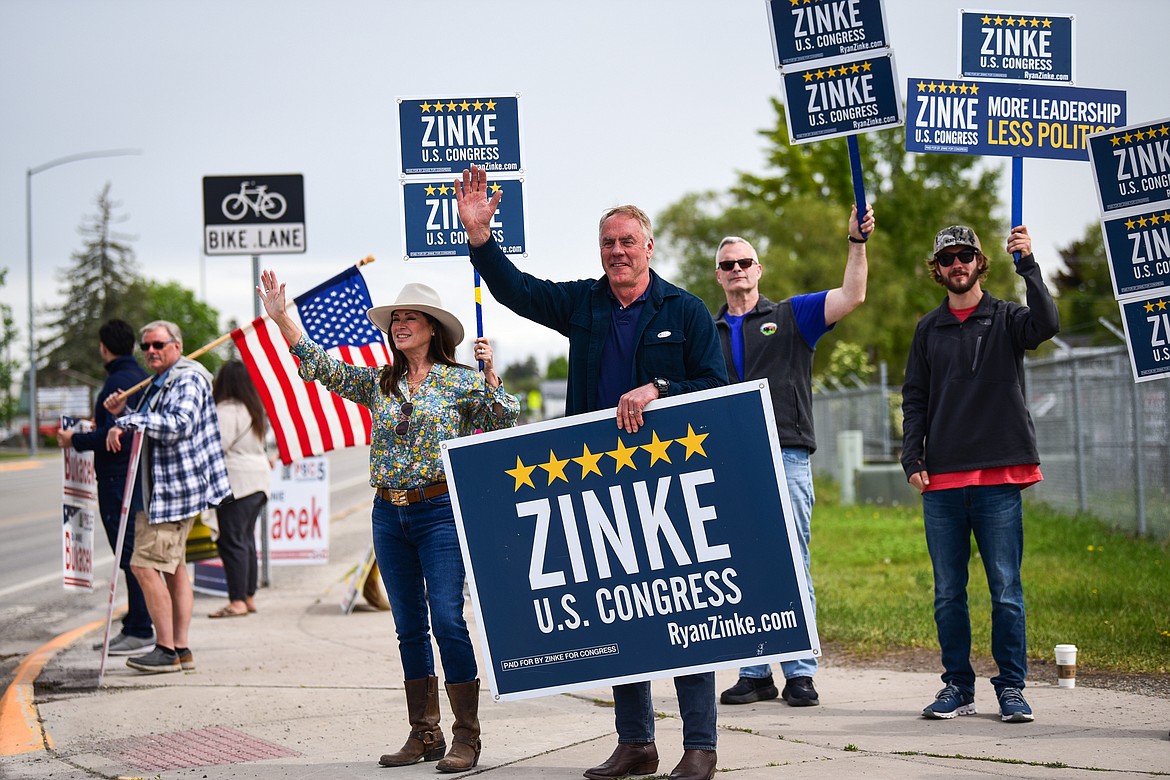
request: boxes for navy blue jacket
[70,354,148,480]
[901,253,1060,478]
[469,237,727,414]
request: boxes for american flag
[232,265,392,465]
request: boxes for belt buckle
[388,488,409,506]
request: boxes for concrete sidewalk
[4,510,1167,779]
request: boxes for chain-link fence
[811,349,1170,539]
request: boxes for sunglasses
[139,340,175,352]
[934,249,978,267]
[717,258,756,272]
[394,402,414,437]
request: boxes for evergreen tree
[656,101,1004,381]
[40,183,139,380]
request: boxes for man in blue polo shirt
[714,204,874,709]
[456,164,727,780]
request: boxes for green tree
[1051,222,1119,346]
[656,100,1004,380]
[0,269,19,428]
[40,183,140,380]
[502,355,542,396]
[546,354,568,380]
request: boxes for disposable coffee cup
[1055,644,1077,688]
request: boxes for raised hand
[454,165,502,247]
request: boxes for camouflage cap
[934,225,982,254]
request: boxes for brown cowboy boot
[378,676,446,767]
[669,748,717,780]
[583,742,659,778]
[436,679,482,772]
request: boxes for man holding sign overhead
[901,225,1058,723]
[456,164,727,780]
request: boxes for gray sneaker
[126,647,181,673]
[106,632,156,656]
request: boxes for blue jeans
[98,474,152,639]
[923,484,1027,692]
[371,493,477,683]
[612,673,716,750]
[741,447,817,681]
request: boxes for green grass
[813,480,1170,675]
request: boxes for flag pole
[112,255,377,404]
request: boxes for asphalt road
[0,445,374,697]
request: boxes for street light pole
[25,148,141,456]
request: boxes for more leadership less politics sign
[443,384,817,701]
[905,78,1125,161]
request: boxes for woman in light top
[258,270,517,773]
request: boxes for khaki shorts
[130,511,196,574]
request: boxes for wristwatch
[652,377,670,398]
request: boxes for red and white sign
[61,416,97,591]
[264,456,330,564]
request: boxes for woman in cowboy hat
[258,270,518,772]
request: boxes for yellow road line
[0,461,43,472]
[0,617,103,755]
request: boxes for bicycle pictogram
[221,181,288,221]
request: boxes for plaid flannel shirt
[117,358,232,524]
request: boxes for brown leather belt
[376,482,448,507]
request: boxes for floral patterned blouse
[290,336,519,489]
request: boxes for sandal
[208,605,248,618]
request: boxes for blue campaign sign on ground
[782,52,902,144]
[401,178,526,260]
[766,0,889,68]
[443,383,818,701]
[398,95,523,177]
[905,77,1125,161]
[1119,292,1170,383]
[1087,118,1170,213]
[1102,206,1170,298]
[959,10,1074,84]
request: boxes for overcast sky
[2,0,1167,373]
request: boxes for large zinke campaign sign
[443,383,817,701]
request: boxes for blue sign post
[905,78,1125,161]
[443,384,818,701]
[397,95,523,177]
[400,178,527,260]
[781,52,903,144]
[958,10,1075,83]
[766,0,890,67]
[1119,293,1170,383]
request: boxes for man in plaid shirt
[105,320,232,674]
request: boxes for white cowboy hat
[366,282,465,346]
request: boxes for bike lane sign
[401,177,527,260]
[202,174,306,255]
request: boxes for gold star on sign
[916,81,927,92]
[815,68,826,80]
[993,15,1003,25]
[459,100,470,111]
[433,101,445,112]
[1162,211,1170,222]
[446,101,457,111]
[420,101,433,112]
[1124,132,1134,144]
[1005,15,1016,26]
[640,432,673,466]
[981,15,991,24]
[489,182,502,194]
[538,449,570,485]
[506,456,537,490]
[424,184,437,196]
[1138,216,1149,228]
[1029,17,1040,27]
[1042,18,1052,27]
[804,71,814,82]
[675,424,709,460]
[572,444,605,479]
[959,83,971,94]
[438,184,451,195]
[1159,125,1169,137]
[1135,129,1147,142]
[1151,214,1163,226]
[947,82,959,94]
[790,0,800,6]
[969,84,980,95]
[1125,218,1137,230]
[861,60,872,72]
[485,99,497,110]
[1159,300,1168,311]
[1111,135,1122,146]
[850,63,861,74]
[606,438,639,473]
[473,99,484,111]
[926,82,937,93]
[1145,301,1156,313]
